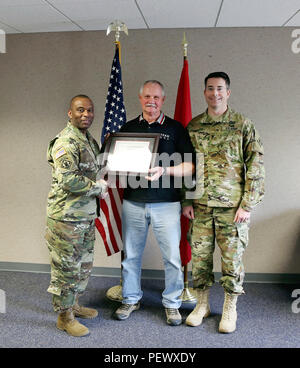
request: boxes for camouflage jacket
[47,122,103,221]
[182,107,265,211]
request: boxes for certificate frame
[101,132,160,176]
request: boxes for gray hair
[139,80,165,97]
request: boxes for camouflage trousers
[45,217,95,312]
[190,204,249,295]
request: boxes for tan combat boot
[73,303,98,319]
[73,296,98,319]
[219,292,238,333]
[185,288,210,327]
[57,309,90,337]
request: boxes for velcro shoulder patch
[55,147,67,159]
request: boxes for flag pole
[105,20,128,303]
[179,32,197,304]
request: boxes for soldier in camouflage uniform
[45,95,108,337]
[182,72,265,333]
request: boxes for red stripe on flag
[100,195,121,254]
[108,187,123,237]
[117,185,124,198]
[95,217,112,256]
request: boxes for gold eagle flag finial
[106,20,128,43]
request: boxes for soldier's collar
[204,107,232,124]
[67,121,90,142]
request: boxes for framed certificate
[101,132,160,175]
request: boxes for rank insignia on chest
[228,121,236,130]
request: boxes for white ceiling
[0,0,299,34]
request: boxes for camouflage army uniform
[45,122,104,312]
[182,107,265,294]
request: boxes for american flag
[95,45,126,256]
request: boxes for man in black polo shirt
[113,80,194,325]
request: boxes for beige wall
[0,27,299,274]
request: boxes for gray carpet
[0,270,299,348]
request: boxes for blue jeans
[121,200,183,308]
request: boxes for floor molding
[0,262,300,283]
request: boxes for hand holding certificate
[144,166,165,181]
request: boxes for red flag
[96,45,125,256]
[174,58,192,266]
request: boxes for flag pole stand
[106,251,124,302]
[180,264,197,303]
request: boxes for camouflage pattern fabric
[47,122,103,222]
[45,217,95,312]
[46,122,103,311]
[191,204,249,295]
[182,107,265,210]
[182,107,265,294]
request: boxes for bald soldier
[182,72,265,333]
[45,95,108,337]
